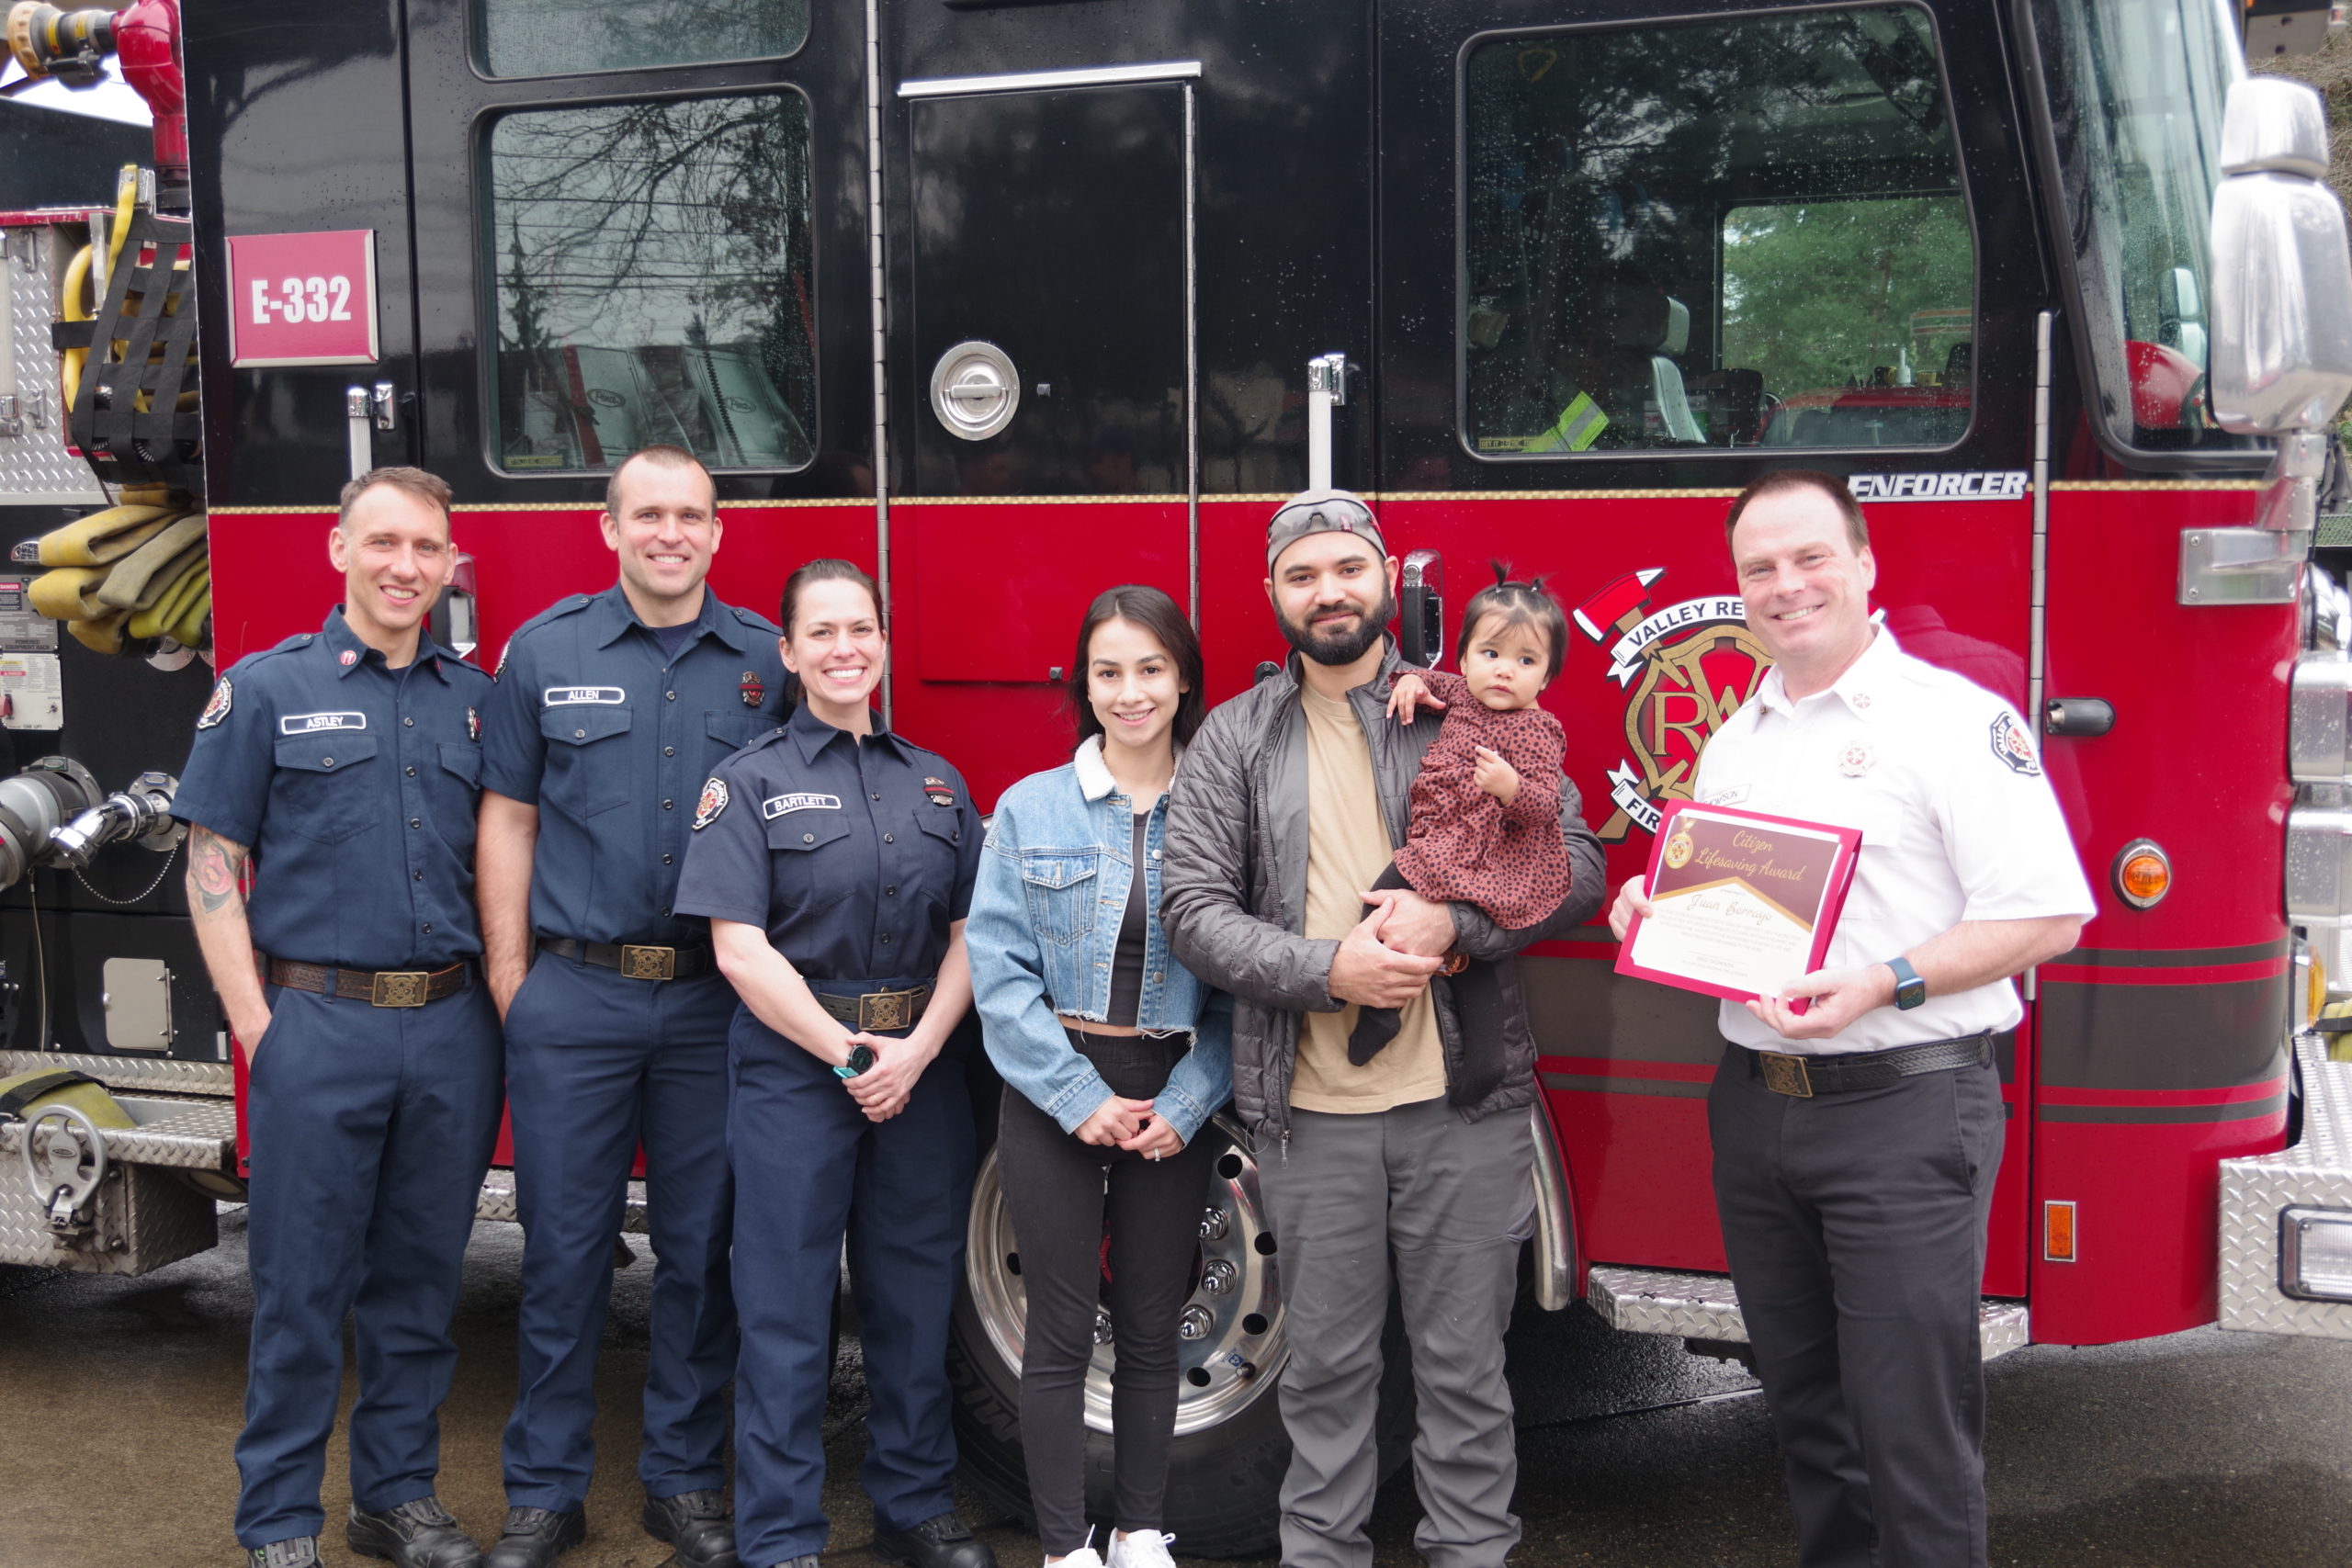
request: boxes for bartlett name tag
[1614,801,1861,1009]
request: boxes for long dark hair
[1456,562,1568,682]
[1065,585,1206,751]
[779,558,882,637]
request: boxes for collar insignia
[741,671,765,708]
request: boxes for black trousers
[996,1030,1216,1553]
[1707,1042,2005,1568]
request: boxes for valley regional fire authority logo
[1573,568,1772,842]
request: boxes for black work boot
[482,1506,586,1568]
[870,1513,998,1568]
[244,1540,319,1568]
[642,1489,740,1568]
[347,1496,482,1568]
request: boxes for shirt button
[321,758,334,768]
[803,832,815,843]
[666,691,677,702]
[885,886,897,897]
[871,793,881,801]
[422,922,434,935]
[660,906,671,918]
[403,717,414,728]
[884,833,895,843]
[575,728,586,739]
[662,854,673,865]
[409,818,422,829]
[879,932,892,944]
[405,766,417,777]
[664,747,675,758]
[413,871,424,882]
[663,799,675,810]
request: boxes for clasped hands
[835,1030,936,1122]
[1329,886,1454,1011]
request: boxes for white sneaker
[1046,1545,1106,1568]
[1107,1530,1178,1568]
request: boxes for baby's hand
[1473,745,1521,804]
[1387,672,1449,725]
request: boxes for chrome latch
[372,380,397,432]
[19,1103,106,1235]
[0,396,20,439]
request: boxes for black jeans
[997,1029,1216,1553]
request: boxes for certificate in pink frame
[1613,799,1863,1008]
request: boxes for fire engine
[2,0,2351,1551]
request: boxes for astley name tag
[279,712,367,735]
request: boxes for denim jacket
[969,737,1234,1144]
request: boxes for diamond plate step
[2220,1032,2352,1339]
[1587,1264,2030,1360]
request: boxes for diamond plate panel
[0,1094,233,1169]
[2219,1032,2352,1337]
[0,1048,232,1096]
[0,1157,216,1273]
[476,1167,649,1235]
[1587,1265,2030,1360]
[0,226,107,504]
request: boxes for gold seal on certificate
[1614,802,1862,1006]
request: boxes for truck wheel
[948,1113,1411,1558]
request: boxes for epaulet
[236,630,317,673]
[515,593,596,637]
[442,653,496,685]
[729,604,783,636]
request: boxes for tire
[949,1111,1412,1558]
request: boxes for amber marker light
[2112,839,2172,909]
[2043,1201,2076,1264]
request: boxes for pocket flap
[1019,852,1098,890]
[438,741,483,785]
[273,733,379,773]
[707,710,772,750]
[769,813,854,852]
[541,705,633,745]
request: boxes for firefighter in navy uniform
[475,446,792,1568]
[1611,471,2092,1568]
[673,558,993,1568]
[175,468,500,1568]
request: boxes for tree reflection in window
[477,0,808,80]
[487,93,815,475]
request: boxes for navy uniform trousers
[501,953,737,1509]
[727,995,976,1568]
[236,982,503,1546]
[1708,1042,2007,1568]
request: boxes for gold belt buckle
[620,944,677,981]
[859,989,910,1032]
[370,971,430,1008]
[1758,1051,1814,1098]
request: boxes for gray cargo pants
[1257,1097,1533,1568]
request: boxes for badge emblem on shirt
[1989,711,2041,776]
[468,706,481,742]
[692,776,729,830]
[763,793,842,818]
[338,649,357,668]
[197,677,232,729]
[1838,744,1874,777]
[1662,829,1694,870]
[924,775,956,807]
[741,671,765,708]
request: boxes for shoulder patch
[1989,711,2041,776]
[692,776,729,830]
[197,677,232,729]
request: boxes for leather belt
[1748,1032,1993,1098]
[537,936,712,982]
[265,957,472,1009]
[817,983,933,1032]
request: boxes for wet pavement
[6,1212,2352,1568]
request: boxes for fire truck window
[1462,5,1973,457]
[484,93,816,476]
[476,0,808,78]
[2031,0,2256,455]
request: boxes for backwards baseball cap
[1266,489,1385,572]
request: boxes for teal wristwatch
[1884,955,1927,1010]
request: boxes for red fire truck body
[5,0,2350,1547]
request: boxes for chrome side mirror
[2209,75,2352,436]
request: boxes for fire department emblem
[339,649,358,667]
[741,671,765,708]
[924,776,956,807]
[197,677,232,729]
[1573,569,1771,841]
[1839,744,1873,777]
[692,776,729,830]
[1990,711,2041,776]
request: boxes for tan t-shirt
[1291,684,1446,1113]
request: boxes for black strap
[0,1069,97,1120]
[68,209,202,489]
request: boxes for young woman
[674,558,996,1568]
[967,585,1235,1568]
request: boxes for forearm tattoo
[187,826,248,919]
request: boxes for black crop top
[1105,811,1150,1027]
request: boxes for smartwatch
[1884,955,1928,1010]
[834,1043,876,1079]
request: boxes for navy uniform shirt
[480,583,792,948]
[674,702,982,987]
[172,608,494,971]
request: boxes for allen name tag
[543,687,625,706]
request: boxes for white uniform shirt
[1692,627,2096,1056]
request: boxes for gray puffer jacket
[1160,640,1605,1145]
